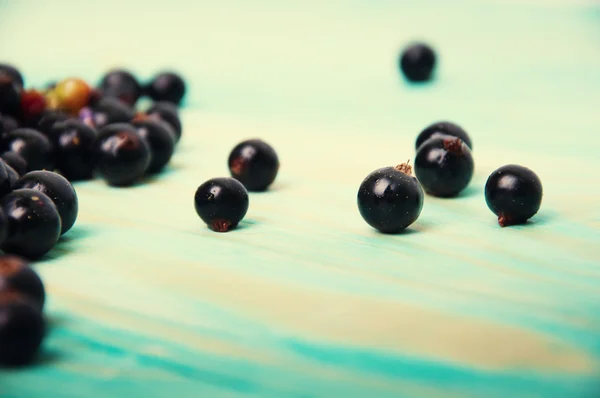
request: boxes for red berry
[19,90,46,122]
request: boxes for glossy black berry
[0,64,24,87]
[81,97,135,130]
[0,255,45,309]
[0,114,19,134]
[357,163,424,233]
[416,121,472,151]
[131,116,176,174]
[485,165,543,227]
[145,72,186,106]
[146,102,182,142]
[194,178,249,232]
[49,119,97,181]
[399,43,436,82]
[1,188,61,259]
[13,171,78,236]
[0,295,45,367]
[0,160,13,197]
[97,69,142,106]
[228,139,279,191]
[0,128,54,172]
[93,123,151,186]
[1,152,28,176]
[0,74,21,117]
[414,136,474,197]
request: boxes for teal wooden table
[1,0,600,397]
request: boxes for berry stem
[498,215,510,227]
[443,137,464,155]
[395,160,412,176]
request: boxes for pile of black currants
[0,63,187,366]
[0,66,185,187]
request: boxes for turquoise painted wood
[1,0,600,397]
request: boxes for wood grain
[0,0,599,397]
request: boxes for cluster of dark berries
[0,255,46,367]
[0,64,185,187]
[358,121,543,233]
[194,139,279,232]
[0,64,187,366]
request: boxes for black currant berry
[357,162,424,233]
[399,43,436,82]
[1,152,28,176]
[0,128,54,172]
[485,164,543,227]
[0,64,24,87]
[13,171,78,235]
[0,295,46,367]
[1,188,61,259]
[131,115,176,174]
[0,74,21,117]
[49,119,97,181]
[81,97,135,130]
[93,123,151,186]
[194,177,249,233]
[416,121,472,151]
[145,71,186,106]
[0,255,45,309]
[97,69,142,106]
[414,136,474,197]
[146,101,182,142]
[228,139,279,191]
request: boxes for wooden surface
[1,0,600,397]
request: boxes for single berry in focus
[0,255,45,309]
[399,42,436,82]
[13,170,78,235]
[228,139,279,191]
[194,177,249,233]
[145,71,186,106]
[97,69,142,106]
[1,188,61,259]
[146,101,182,142]
[0,64,24,87]
[414,136,474,197]
[485,164,543,227]
[416,121,472,151]
[0,128,54,172]
[93,123,151,186]
[49,119,97,181]
[0,295,46,367]
[357,162,424,233]
[131,115,176,174]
